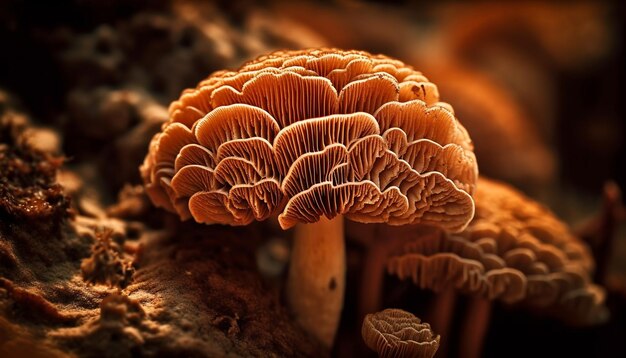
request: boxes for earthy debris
[80,228,135,288]
[0,109,68,221]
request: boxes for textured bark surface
[0,101,326,358]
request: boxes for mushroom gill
[140,48,478,346]
[387,177,607,324]
[362,308,440,358]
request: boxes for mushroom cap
[387,178,607,325]
[141,48,477,231]
[362,308,440,358]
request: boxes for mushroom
[388,177,605,317]
[386,177,607,357]
[362,308,440,358]
[140,48,478,346]
[424,63,556,190]
[440,2,612,71]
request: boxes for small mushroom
[140,48,478,346]
[362,308,440,358]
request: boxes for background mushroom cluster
[0,1,624,357]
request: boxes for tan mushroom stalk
[140,48,478,347]
[287,216,345,345]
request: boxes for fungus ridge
[362,308,440,358]
[386,178,607,324]
[141,48,478,231]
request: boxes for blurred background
[0,0,624,356]
[1,0,623,214]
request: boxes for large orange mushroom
[140,48,478,346]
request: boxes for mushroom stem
[358,225,443,323]
[358,231,387,322]
[459,296,492,358]
[427,287,457,358]
[593,181,622,285]
[287,216,345,348]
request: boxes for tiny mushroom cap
[387,177,607,325]
[362,308,440,358]
[140,48,478,346]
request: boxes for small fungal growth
[80,228,135,288]
[362,308,440,358]
[141,48,478,346]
